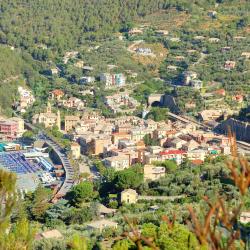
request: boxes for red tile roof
[160,149,186,155]
[52,89,64,96]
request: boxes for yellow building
[90,136,111,155]
[144,164,165,181]
[64,115,80,132]
[120,189,138,204]
[71,142,81,159]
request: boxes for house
[136,47,152,55]
[79,76,95,84]
[83,66,94,71]
[213,89,226,96]
[120,189,138,204]
[198,110,222,122]
[17,86,35,112]
[183,71,197,85]
[104,154,130,171]
[241,52,250,59]
[155,30,169,36]
[97,204,116,217]
[208,10,217,18]
[62,97,85,110]
[0,120,18,140]
[190,79,203,89]
[182,139,200,151]
[128,28,143,35]
[186,149,206,162]
[50,89,64,101]
[100,73,126,87]
[71,142,81,159]
[90,136,112,155]
[167,65,178,71]
[9,117,25,137]
[159,149,186,165]
[50,68,59,75]
[74,60,84,68]
[144,165,165,181]
[170,37,181,42]
[65,115,80,132]
[221,47,231,52]
[239,212,250,224]
[112,132,131,144]
[86,219,118,232]
[174,55,185,61]
[232,94,244,103]
[208,38,220,43]
[224,61,236,70]
[167,137,186,149]
[194,36,205,40]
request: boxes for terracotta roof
[51,89,64,96]
[191,159,204,165]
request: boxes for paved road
[22,119,76,198]
[38,133,76,198]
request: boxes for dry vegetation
[135,9,190,31]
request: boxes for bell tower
[47,101,52,113]
[57,110,61,131]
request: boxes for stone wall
[215,118,250,142]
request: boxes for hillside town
[0,1,250,249]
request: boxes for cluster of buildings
[32,102,61,130]
[100,73,126,88]
[16,86,35,113]
[104,93,139,114]
[0,117,25,140]
[50,89,86,111]
[63,112,231,172]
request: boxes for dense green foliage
[0,0,172,52]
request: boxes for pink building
[0,120,18,140]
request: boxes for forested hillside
[0,47,32,115]
[0,0,216,53]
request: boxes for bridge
[23,119,76,201]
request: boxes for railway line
[168,112,250,151]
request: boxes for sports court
[0,151,41,174]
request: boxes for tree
[68,234,88,250]
[22,130,35,141]
[30,185,52,220]
[114,168,143,191]
[156,223,199,250]
[146,107,168,122]
[143,134,158,146]
[154,160,178,173]
[0,169,35,250]
[0,170,16,233]
[68,181,97,206]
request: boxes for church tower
[47,101,52,113]
[57,110,61,131]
